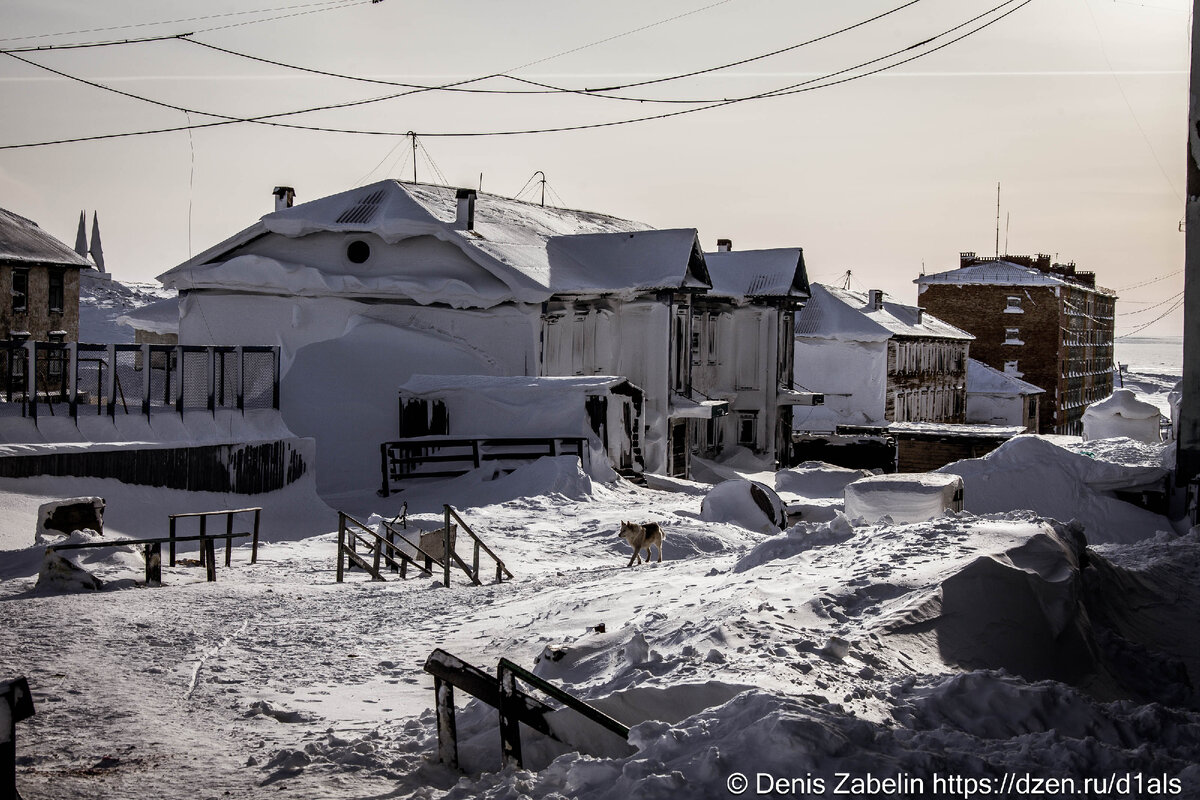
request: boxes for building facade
[0,208,88,343]
[916,253,1115,435]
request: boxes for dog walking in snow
[619,520,664,567]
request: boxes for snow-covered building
[692,244,811,467]
[158,181,722,491]
[916,253,1116,435]
[792,284,973,433]
[965,357,1042,431]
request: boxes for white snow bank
[843,473,963,525]
[404,456,594,510]
[1082,389,1162,443]
[939,435,1173,544]
[732,514,856,573]
[774,461,871,498]
[698,479,786,533]
[34,528,143,592]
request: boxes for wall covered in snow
[793,337,886,432]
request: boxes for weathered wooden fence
[0,440,307,494]
[0,341,279,422]
[379,436,587,495]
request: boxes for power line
[1117,290,1185,314]
[0,0,1034,148]
[1117,295,1185,337]
[1117,269,1182,291]
[0,1,368,44]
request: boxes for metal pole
[1179,0,1200,506]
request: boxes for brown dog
[619,520,664,566]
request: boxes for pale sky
[0,0,1190,335]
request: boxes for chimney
[716,238,733,252]
[272,186,296,211]
[916,307,925,324]
[959,251,976,269]
[868,289,884,310]
[455,188,477,231]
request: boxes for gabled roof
[159,181,710,307]
[796,284,973,342]
[966,358,1043,396]
[0,208,92,269]
[702,248,810,300]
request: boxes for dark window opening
[347,240,371,264]
[12,270,28,313]
[48,270,64,313]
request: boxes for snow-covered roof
[702,248,810,300]
[966,358,1043,396]
[398,374,637,397]
[796,284,972,342]
[159,181,710,307]
[115,296,180,336]
[0,207,92,268]
[916,260,1073,289]
[888,421,1028,438]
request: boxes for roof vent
[455,188,477,231]
[716,238,733,252]
[335,189,385,224]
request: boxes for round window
[347,240,371,264]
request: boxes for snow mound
[1082,389,1162,443]
[732,514,855,573]
[422,456,594,509]
[940,435,1172,544]
[699,479,786,533]
[35,496,105,541]
[34,529,143,592]
[843,473,963,525]
[774,461,872,498]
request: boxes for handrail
[336,511,433,583]
[444,505,513,586]
[498,658,629,741]
[168,507,260,567]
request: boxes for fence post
[174,346,184,415]
[443,505,452,588]
[224,513,234,568]
[251,508,260,564]
[236,346,245,412]
[206,347,215,415]
[141,343,152,418]
[67,341,78,421]
[336,514,345,583]
[434,677,459,768]
[106,343,117,418]
[380,443,390,498]
[471,440,481,469]
[271,347,280,410]
[198,515,207,567]
[497,664,523,768]
[24,341,36,422]
[169,515,177,566]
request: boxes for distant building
[793,284,973,432]
[0,207,88,342]
[916,252,1116,435]
[965,357,1042,431]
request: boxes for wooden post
[251,508,260,564]
[224,513,233,567]
[168,516,177,566]
[204,538,216,582]
[473,541,480,584]
[24,341,36,422]
[497,664,523,768]
[336,514,345,583]
[67,342,78,421]
[443,505,452,588]
[471,440,481,469]
[379,442,391,498]
[198,515,207,567]
[434,677,459,768]
[145,542,162,586]
[174,345,184,414]
[106,343,117,419]
[235,345,245,412]
[141,343,152,418]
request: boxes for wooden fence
[379,436,587,496]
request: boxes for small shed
[966,358,1042,431]
[395,374,645,478]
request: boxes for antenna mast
[995,182,1001,258]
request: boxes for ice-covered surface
[843,472,963,524]
[966,357,1043,395]
[1082,388,1163,443]
[2,434,1198,797]
[916,259,1080,288]
[797,284,972,341]
[702,248,808,300]
[78,273,175,343]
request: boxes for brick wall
[0,264,81,341]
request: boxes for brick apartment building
[0,207,87,342]
[915,252,1115,435]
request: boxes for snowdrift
[1082,388,1162,443]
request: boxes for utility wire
[0,1,367,44]
[1117,269,1182,291]
[1117,290,1185,314]
[1117,296,1185,337]
[0,0,1033,148]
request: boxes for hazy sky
[0,0,1190,335]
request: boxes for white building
[159,181,721,492]
[965,358,1042,431]
[793,284,973,433]
[694,245,811,467]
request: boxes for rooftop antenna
[995,181,1001,259]
[841,269,852,290]
[534,170,546,207]
[1004,212,1011,257]
[407,131,417,183]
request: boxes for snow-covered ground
[2,397,1198,798]
[77,273,175,344]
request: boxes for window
[48,270,64,313]
[1004,360,1022,376]
[1005,295,1023,313]
[1004,327,1022,345]
[11,269,28,313]
[737,411,758,447]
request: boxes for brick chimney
[959,251,976,269]
[455,188,477,231]
[716,238,733,252]
[273,186,296,211]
